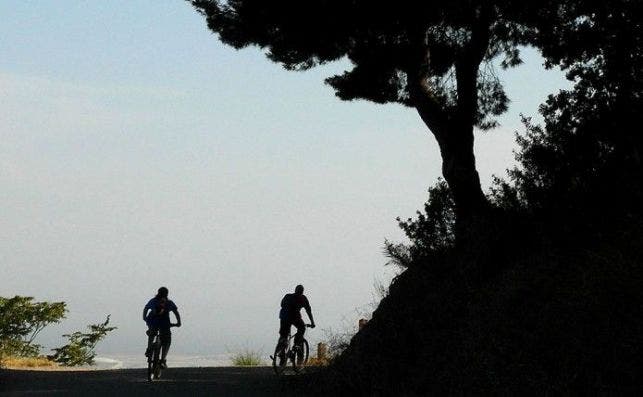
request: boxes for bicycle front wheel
[147,359,153,381]
[152,347,162,379]
[272,345,288,375]
[292,339,309,373]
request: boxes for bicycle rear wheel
[272,344,288,375]
[291,339,309,373]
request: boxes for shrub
[384,179,455,269]
[51,315,116,366]
[230,348,264,366]
[0,296,66,366]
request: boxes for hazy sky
[1,1,569,357]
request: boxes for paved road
[0,367,310,396]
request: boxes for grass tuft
[230,349,264,366]
[2,356,59,369]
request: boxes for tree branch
[405,49,451,137]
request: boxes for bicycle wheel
[147,357,153,381]
[152,346,162,379]
[146,338,157,381]
[291,339,309,373]
[272,344,288,375]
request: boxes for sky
[0,1,569,358]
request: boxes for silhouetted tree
[497,0,643,224]
[190,0,535,238]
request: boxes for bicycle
[271,324,312,375]
[146,324,178,381]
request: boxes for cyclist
[143,287,181,369]
[278,284,315,365]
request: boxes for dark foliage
[384,179,455,269]
[495,0,643,237]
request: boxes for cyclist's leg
[293,318,306,346]
[145,327,158,357]
[278,320,291,347]
[277,320,290,362]
[159,328,172,367]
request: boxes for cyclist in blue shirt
[143,287,181,369]
[278,285,315,364]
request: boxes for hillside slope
[325,218,642,394]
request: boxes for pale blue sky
[1,1,569,358]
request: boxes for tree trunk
[410,63,489,239]
[409,8,492,241]
[417,108,488,239]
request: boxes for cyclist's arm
[172,309,182,327]
[143,299,154,322]
[304,297,315,327]
[306,308,315,328]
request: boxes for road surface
[1,367,312,396]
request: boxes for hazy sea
[91,353,237,369]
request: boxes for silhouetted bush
[384,179,455,271]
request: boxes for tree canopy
[190,0,536,237]
[190,0,641,241]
